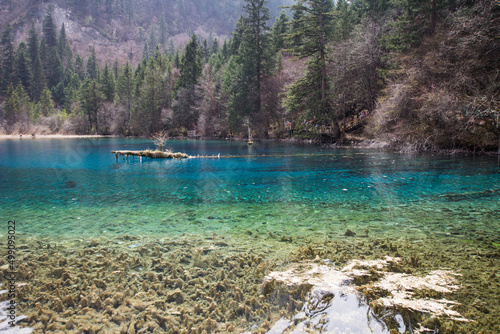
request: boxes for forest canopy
[0,0,498,152]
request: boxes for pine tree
[228,0,273,129]
[101,62,115,102]
[62,71,81,112]
[148,23,157,57]
[230,15,246,56]
[31,53,46,101]
[116,61,134,125]
[27,22,40,67]
[27,22,46,100]
[159,16,168,47]
[124,0,135,24]
[4,84,33,131]
[112,59,119,78]
[142,40,149,61]
[42,9,63,89]
[271,9,289,52]
[4,85,18,127]
[223,55,248,132]
[134,48,171,134]
[74,54,85,80]
[39,87,55,117]
[42,7,58,49]
[14,42,33,91]
[86,46,98,80]
[175,34,201,90]
[58,23,73,71]
[285,0,335,120]
[1,24,15,92]
[79,77,103,133]
[334,0,356,41]
[381,0,454,51]
[211,38,219,54]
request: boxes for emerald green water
[0,138,499,243]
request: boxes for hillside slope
[1,0,293,66]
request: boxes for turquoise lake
[1,137,499,244]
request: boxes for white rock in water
[266,318,291,334]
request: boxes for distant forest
[0,0,499,152]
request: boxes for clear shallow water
[0,138,499,243]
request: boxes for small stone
[80,296,88,308]
[63,295,75,307]
[166,289,185,304]
[344,229,356,237]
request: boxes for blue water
[1,137,499,242]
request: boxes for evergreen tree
[285,0,335,120]
[74,54,85,80]
[230,15,246,56]
[159,16,168,47]
[116,61,134,126]
[148,23,157,57]
[1,25,15,92]
[4,85,18,127]
[271,9,289,52]
[86,47,98,80]
[100,62,115,102]
[4,84,33,131]
[334,0,356,41]
[27,22,40,67]
[223,55,248,132]
[202,39,210,60]
[142,40,149,61]
[62,71,81,111]
[228,0,273,130]
[14,42,33,91]
[124,0,135,24]
[58,23,73,71]
[79,77,103,133]
[42,10,63,89]
[42,7,58,48]
[134,48,171,134]
[27,22,46,100]
[173,49,180,68]
[39,87,55,117]
[112,59,119,78]
[173,36,202,129]
[175,34,201,90]
[381,0,455,51]
[31,53,46,101]
[211,38,219,55]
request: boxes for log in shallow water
[112,150,189,159]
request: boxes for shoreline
[0,133,496,156]
[0,134,117,139]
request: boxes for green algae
[0,230,498,334]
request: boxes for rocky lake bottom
[0,138,499,333]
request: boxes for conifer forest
[0,0,498,152]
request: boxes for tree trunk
[431,0,437,34]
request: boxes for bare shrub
[63,114,88,134]
[109,104,130,135]
[39,112,68,134]
[151,131,169,152]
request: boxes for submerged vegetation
[0,0,498,152]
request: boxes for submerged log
[112,150,189,159]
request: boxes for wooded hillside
[0,0,498,153]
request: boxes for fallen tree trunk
[112,150,189,159]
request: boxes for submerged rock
[344,229,356,237]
